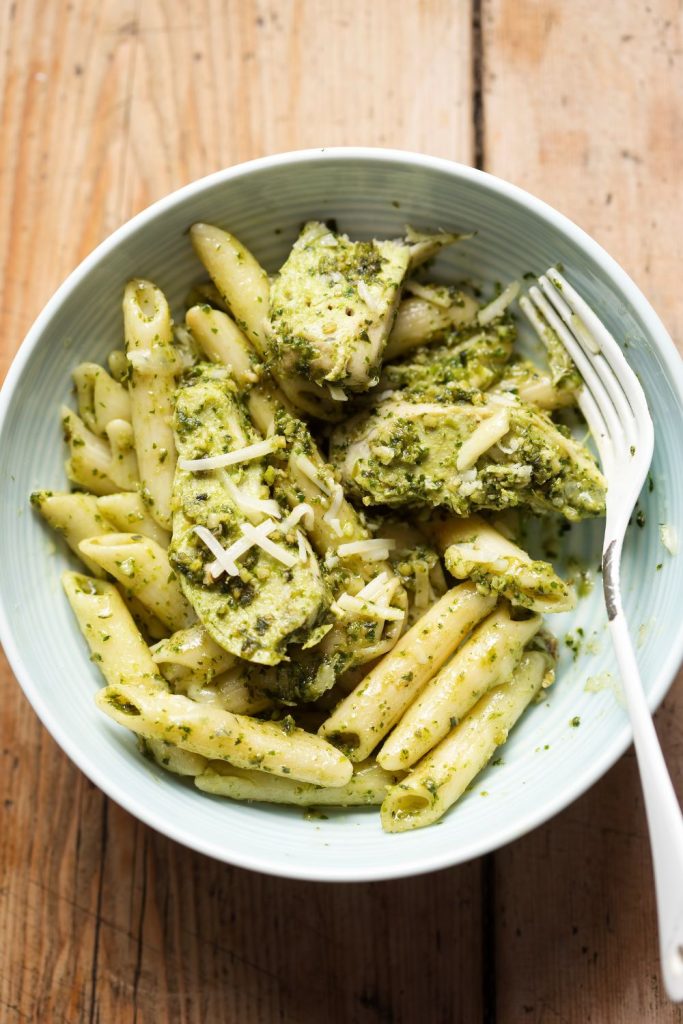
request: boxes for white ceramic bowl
[2,148,682,882]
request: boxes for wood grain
[482,2,683,1021]
[0,0,681,1021]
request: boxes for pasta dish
[31,220,606,831]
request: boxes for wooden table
[1,2,681,1021]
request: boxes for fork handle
[604,539,683,1001]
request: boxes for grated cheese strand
[208,520,278,578]
[328,385,348,402]
[178,436,283,472]
[239,522,298,568]
[280,502,315,533]
[477,281,520,326]
[337,538,397,560]
[333,591,405,622]
[193,526,239,578]
[456,409,511,473]
[323,483,345,524]
[220,470,282,521]
[293,454,333,496]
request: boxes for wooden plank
[0,0,139,377]
[119,0,474,215]
[0,2,482,1022]
[481,2,683,1020]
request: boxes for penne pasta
[151,623,235,685]
[96,684,353,787]
[318,583,497,761]
[434,514,576,613]
[123,279,180,529]
[62,572,166,689]
[378,605,542,769]
[185,304,260,383]
[190,223,270,353]
[384,290,479,360]
[103,419,140,491]
[97,492,171,547]
[61,406,119,495]
[116,588,169,642]
[37,219,605,833]
[381,650,553,831]
[72,361,132,435]
[31,491,110,576]
[107,349,129,382]
[196,758,402,806]
[140,737,208,776]
[79,532,195,632]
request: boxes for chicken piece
[169,364,327,665]
[330,394,606,522]
[379,324,515,400]
[269,221,411,395]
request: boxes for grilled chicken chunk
[169,365,327,665]
[331,394,606,522]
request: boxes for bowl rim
[2,145,683,882]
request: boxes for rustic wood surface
[0,1,681,1021]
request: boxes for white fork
[521,269,683,1002]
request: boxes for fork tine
[538,274,637,450]
[545,269,653,435]
[526,285,624,460]
[519,294,613,470]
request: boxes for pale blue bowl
[1,148,682,881]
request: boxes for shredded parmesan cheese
[456,410,511,472]
[323,483,345,526]
[280,503,315,532]
[240,523,298,568]
[477,281,520,325]
[356,571,391,600]
[327,385,348,402]
[193,526,240,578]
[220,471,282,521]
[332,592,405,622]
[337,538,396,561]
[293,454,333,496]
[202,519,297,578]
[178,436,283,472]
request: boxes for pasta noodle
[434,514,575,613]
[123,279,179,529]
[196,758,402,806]
[318,583,496,761]
[377,605,542,769]
[78,532,195,632]
[381,651,553,832]
[96,684,353,787]
[62,572,166,689]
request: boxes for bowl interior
[1,150,682,881]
